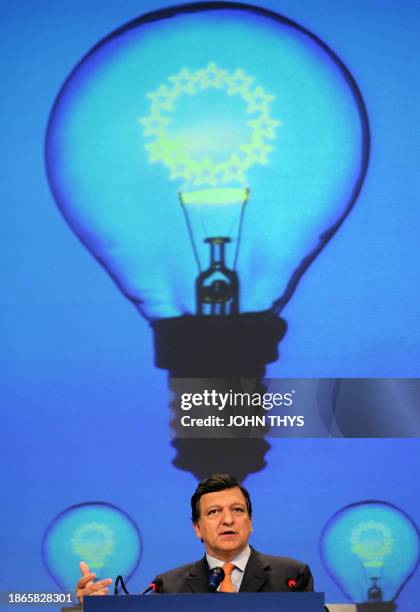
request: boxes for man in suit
[76,473,313,601]
[154,473,313,593]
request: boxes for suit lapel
[184,557,209,593]
[239,548,270,592]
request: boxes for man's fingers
[83,579,113,593]
[76,570,112,605]
[93,579,113,589]
[80,561,91,576]
[90,588,109,596]
[77,573,96,588]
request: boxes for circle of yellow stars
[350,521,393,566]
[71,522,115,567]
[139,62,280,187]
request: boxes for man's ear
[193,521,202,541]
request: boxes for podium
[84,593,325,612]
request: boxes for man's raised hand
[76,561,113,604]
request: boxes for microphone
[287,575,329,612]
[114,576,163,595]
[208,567,225,592]
[286,573,305,591]
[114,575,129,595]
[140,578,163,595]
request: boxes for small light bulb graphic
[42,502,142,593]
[320,501,420,609]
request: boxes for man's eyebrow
[205,504,222,511]
[204,502,246,510]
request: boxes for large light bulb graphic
[45,3,369,477]
[320,501,420,609]
[42,502,142,593]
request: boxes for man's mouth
[219,530,237,536]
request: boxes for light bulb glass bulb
[42,502,141,592]
[46,3,368,319]
[320,501,420,603]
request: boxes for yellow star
[138,113,171,137]
[219,155,247,184]
[147,85,176,112]
[145,137,183,164]
[240,140,273,165]
[194,157,218,186]
[169,68,197,95]
[196,62,227,90]
[169,159,192,181]
[248,113,280,139]
[225,68,255,96]
[145,140,168,163]
[244,86,275,113]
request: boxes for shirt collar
[206,544,251,572]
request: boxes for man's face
[193,487,253,561]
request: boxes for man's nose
[222,510,234,524]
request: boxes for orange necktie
[219,562,235,593]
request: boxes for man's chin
[216,538,246,554]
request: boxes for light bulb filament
[196,237,239,316]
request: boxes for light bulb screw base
[151,311,287,480]
[152,311,286,376]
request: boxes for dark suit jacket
[155,547,313,593]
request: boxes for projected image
[320,501,420,607]
[42,502,142,593]
[44,1,370,479]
